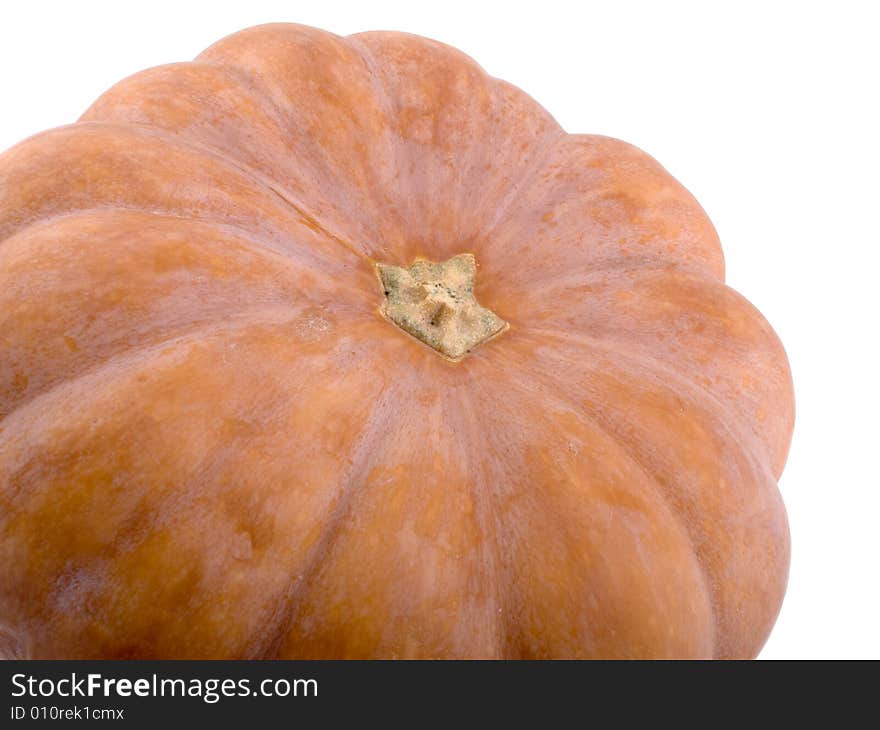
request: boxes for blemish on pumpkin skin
[231,532,254,561]
[64,335,79,353]
[12,371,29,393]
[221,417,258,439]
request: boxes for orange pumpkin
[0,23,793,659]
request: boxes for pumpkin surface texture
[0,23,794,660]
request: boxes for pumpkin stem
[376,253,508,361]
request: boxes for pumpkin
[0,23,793,660]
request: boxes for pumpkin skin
[0,23,794,660]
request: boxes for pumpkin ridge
[501,258,718,292]
[254,382,407,659]
[0,124,284,246]
[347,31,568,260]
[527,326,781,477]
[196,27,412,260]
[440,374,509,657]
[0,207,343,274]
[475,126,567,244]
[138,123,369,264]
[82,55,400,262]
[497,356,720,658]
[340,34,411,246]
[514,331,787,656]
[0,305,305,430]
[0,207,376,424]
[0,122,355,262]
[520,271,794,478]
[475,134,725,283]
[179,60,300,141]
[88,120,371,266]
[465,355,716,657]
[1,312,397,659]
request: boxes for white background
[1,1,877,659]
